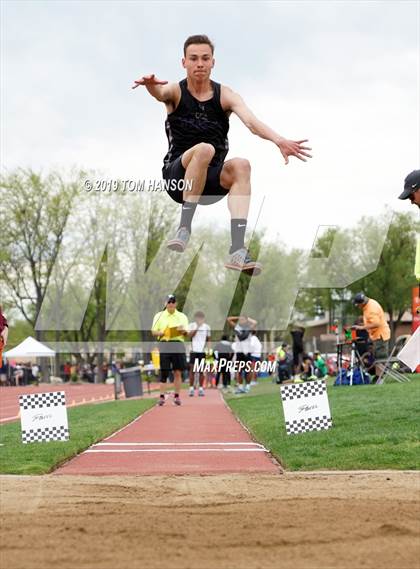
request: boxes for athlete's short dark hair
[184,35,214,56]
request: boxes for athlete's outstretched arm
[131,74,176,103]
[222,86,312,165]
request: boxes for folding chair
[375,343,411,384]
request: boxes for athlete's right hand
[132,74,168,89]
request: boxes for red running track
[0,384,119,423]
[55,390,280,476]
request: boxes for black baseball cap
[399,170,420,200]
[353,292,367,305]
[165,294,176,304]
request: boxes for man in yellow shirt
[151,294,189,406]
[352,292,391,366]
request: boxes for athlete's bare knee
[193,143,216,164]
[230,158,251,178]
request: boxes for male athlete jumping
[132,35,312,276]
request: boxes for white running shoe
[167,226,190,253]
[198,387,205,396]
[189,387,195,397]
[224,247,262,276]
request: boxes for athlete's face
[409,188,420,208]
[182,44,214,81]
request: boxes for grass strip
[225,378,420,471]
[0,398,156,475]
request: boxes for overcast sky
[1,0,419,250]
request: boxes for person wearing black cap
[151,295,189,406]
[399,170,420,296]
[352,292,391,375]
[399,170,420,208]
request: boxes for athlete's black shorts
[162,154,229,206]
[189,351,206,368]
[235,352,253,364]
[159,342,187,382]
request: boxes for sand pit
[1,471,419,569]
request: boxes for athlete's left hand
[277,138,312,165]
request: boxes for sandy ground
[1,471,419,569]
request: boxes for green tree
[295,212,419,345]
[350,211,419,343]
[0,168,84,337]
[294,227,353,326]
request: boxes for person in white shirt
[249,330,262,385]
[188,311,211,396]
[227,315,257,393]
[31,364,40,383]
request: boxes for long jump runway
[56,390,281,476]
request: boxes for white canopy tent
[4,336,55,359]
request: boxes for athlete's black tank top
[163,79,230,168]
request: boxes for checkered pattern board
[280,380,327,401]
[280,380,332,436]
[285,415,333,435]
[19,391,69,444]
[19,391,66,410]
[22,426,69,443]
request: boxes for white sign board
[19,391,69,443]
[280,380,332,435]
[397,327,420,371]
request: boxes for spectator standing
[399,170,420,209]
[276,342,292,383]
[214,335,234,389]
[227,315,257,393]
[0,305,9,365]
[188,310,211,396]
[151,294,189,406]
[63,361,71,382]
[249,331,262,385]
[290,324,305,377]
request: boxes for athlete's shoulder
[166,81,181,99]
[220,84,243,110]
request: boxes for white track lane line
[94,442,265,447]
[85,448,269,453]
[0,415,20,423]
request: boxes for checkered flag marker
[280,380,332,435]
[19,391,69,443]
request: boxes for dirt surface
[1,471,419,569]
